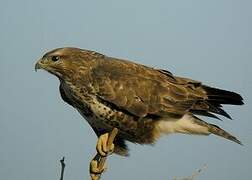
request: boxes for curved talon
[96,133,115,157]
[90,160,107,175]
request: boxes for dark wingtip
[238,100,244,105]
[203,86,244,106]
[218,108,233,120]
[191,110,223,121]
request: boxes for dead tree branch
[59,157,66,180]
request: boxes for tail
[157,114,242,145]
[192,116,242,145]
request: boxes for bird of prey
[35,47,243,158]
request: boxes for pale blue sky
[0,0,251,179]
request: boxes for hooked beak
[35,59,43,72]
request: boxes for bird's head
[35,47,101,79]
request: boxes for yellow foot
[90,159,107,179]
[96,133,115,157]
[89,128,118,180]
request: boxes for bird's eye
[51,56,60,62]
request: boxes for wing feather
[90,58,208,118]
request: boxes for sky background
[0,0,251,180]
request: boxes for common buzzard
[35,47,243,157]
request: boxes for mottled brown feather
[36,47,244,156]
[90,57,209,118]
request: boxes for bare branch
[59,157,66,180]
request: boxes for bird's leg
[96,133,115,157]
[89,128,118,180]
[90,133,115,175]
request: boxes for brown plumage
[35,47,244,156]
